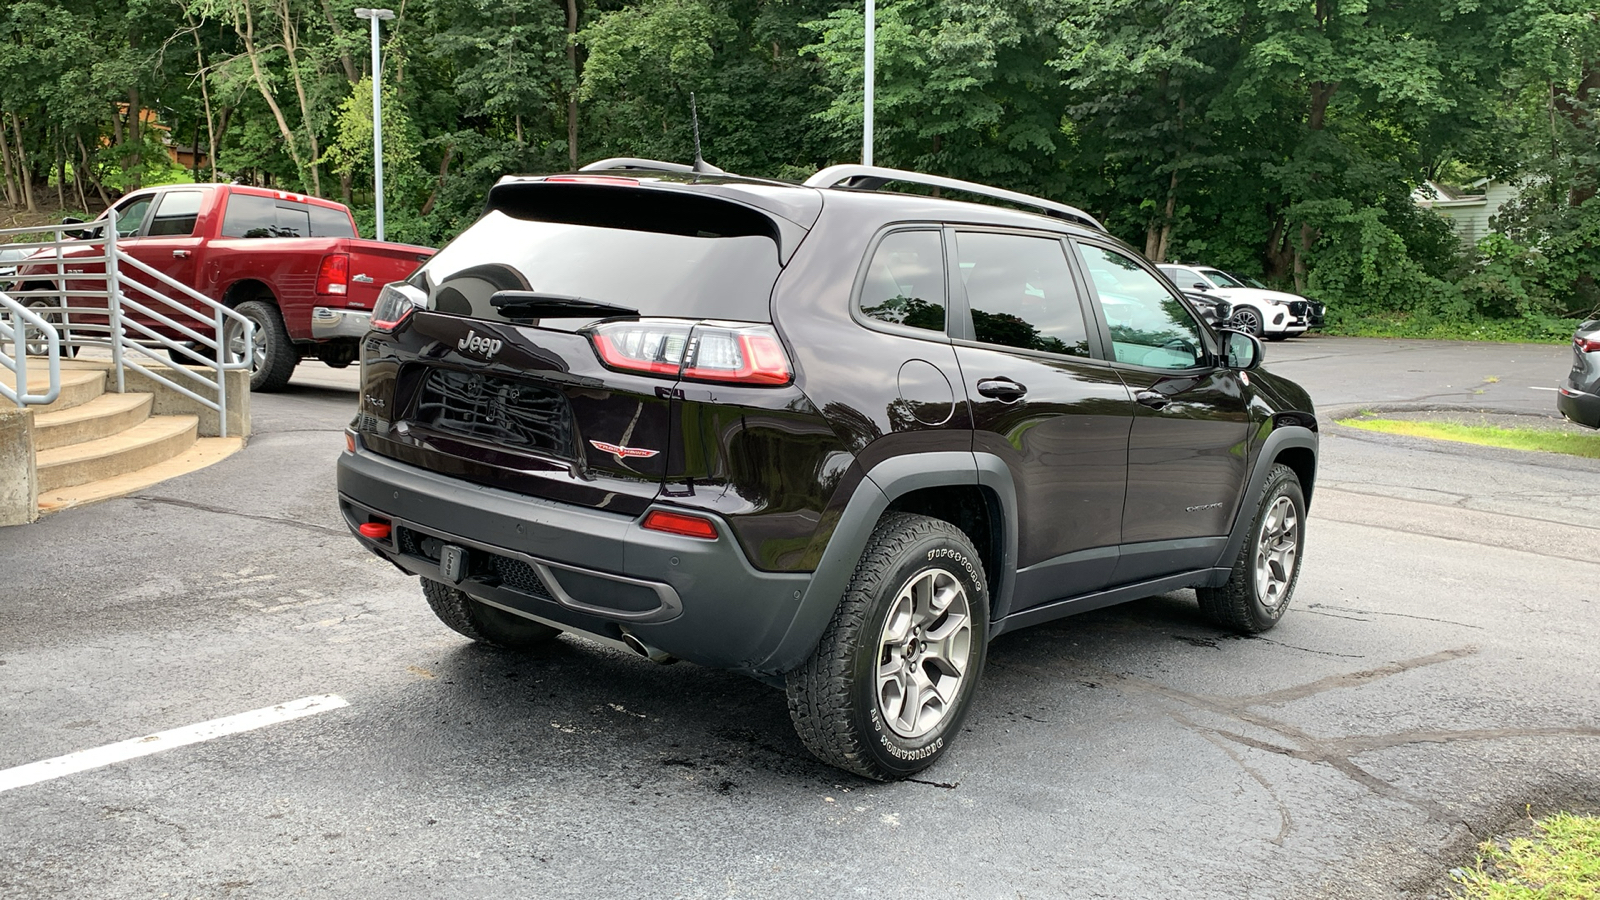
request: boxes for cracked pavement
[2,337,1598,899]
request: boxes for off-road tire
[785,513,989,781]
[234,300,297,392]
[421,577,561,650]
[1196,463,1305,634]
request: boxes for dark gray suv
[1558,319,1600,428]
[337,161,1320,780]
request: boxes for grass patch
[1452,812,1600,898]
[1337,418,1600,459]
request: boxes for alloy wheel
[875,567,973,739]
[1253,496,1299,609]
[227,312,266,373]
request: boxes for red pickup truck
[19,183,433,390]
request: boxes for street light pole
[354,7,395,241]
[863,0,874,166]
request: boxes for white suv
[1159,264,1322,341]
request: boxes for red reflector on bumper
[359,522,391,539]
[641,510,718,540]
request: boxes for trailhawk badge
[589,440,660,459]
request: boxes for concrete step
[35,414,198,492]
[32,392,153,451]
[0,365,105,413]
[37,437,244,514]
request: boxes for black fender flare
[1207,424,1317,585]
[752,450,1018,675]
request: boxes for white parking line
[0,694,349,794]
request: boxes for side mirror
[1222,329,1262,370]
[1210,299,1232,323]
[60,215,90,240]
[1192,282,1210,291]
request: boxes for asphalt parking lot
[3,335,1597,899]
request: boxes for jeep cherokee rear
[337,162,1319,780]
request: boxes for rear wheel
[785,513,989,781]
[420,578,561,650]
[1197,463,1305,633]
[230,299,297,391]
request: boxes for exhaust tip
[620,630,677,665]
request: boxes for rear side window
[221,194,346,238]
[148,191,203,236]
[419,188,782,324]
[859,230,946,332]
[956,231,1091,358]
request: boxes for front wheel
[1196,463,1306,633]
[785,513,989,780]
[1230,306,1264,337]
[23,298,77,358]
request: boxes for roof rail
[579,157,727,175]
[804,164,1105,232]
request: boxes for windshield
[1199,268,1245,288]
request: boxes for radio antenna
[690,93,710,174]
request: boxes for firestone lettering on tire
[926,547,981,591]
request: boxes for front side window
[1199,268,1245,288]
[956,231,1090,357]
[860,230,946,333]
[1076,243,1205,370]
[113,196,154,237]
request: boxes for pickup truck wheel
[230,300,297,392]
[785,513,989,781]
[420,578,561,650]
[1196,463,1305,634]
[23,298,77,358]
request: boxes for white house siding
[1420,180,1522,248]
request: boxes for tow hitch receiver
[440,544,469,584]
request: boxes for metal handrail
[804,164,1107,232]
[0,290,61,407]
[0,210,254,436]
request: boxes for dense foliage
[1,0,1596,333]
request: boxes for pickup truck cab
[21,183,434,390]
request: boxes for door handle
[172,250,190,259]
[976,377,1028,401]
[1135,389,1170,410]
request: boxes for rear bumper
[1557,385,1600,429]
[337,445,811,673]
[311,307,370,340]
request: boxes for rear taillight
[587,320,792,385]
[316,253,350,296]
[370,283,419,333]
[1576,336,1600,353]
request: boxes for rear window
[221,194,355,239]
[417,187,782,324]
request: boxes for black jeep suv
[337,161,1318,780]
